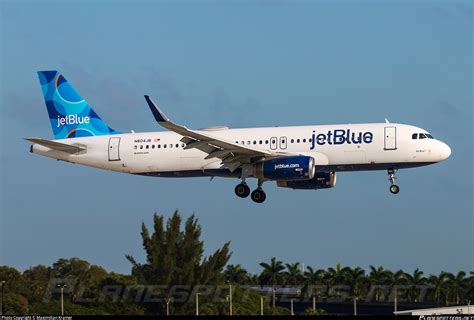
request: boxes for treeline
[1,211,472,315]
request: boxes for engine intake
[254,156,315,181]
[276,172,337,189]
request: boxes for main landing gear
[234,179,266,203]
[235,182,250,198]
[388,169,400,194]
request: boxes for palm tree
[224,264,249,285]
[325,262,346,297]
[404,268,426,303]
[369,265,389,302]
[343,267,366,299]
[447,271,467,305]
[385,269,406,312]
[259,257,285,308]
[343,266,367,315]
[428,271,451,305]
[303,266,325,299]
[284,262,303,286]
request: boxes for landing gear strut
[388,169,400,194]
[251,179,266,203]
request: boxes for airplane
[26,70,452,203]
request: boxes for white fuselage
[31,123,451,180]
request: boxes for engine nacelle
[254,156,315,181]
[276,172,337,189]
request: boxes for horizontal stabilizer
[24,137,85,154]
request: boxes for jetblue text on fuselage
[310,129,373,150]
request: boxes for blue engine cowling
[255,156,315,181]
[276,172,337,189]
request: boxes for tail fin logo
[38,70,121,139]
[56,115,90,127]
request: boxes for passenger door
[108,137,121,161]
[384,127,397,150]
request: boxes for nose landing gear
[388,169,400,194]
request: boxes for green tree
[385,270,406,304]
[404,268,426,303]
[303,266,325,299]
[325,262,346,298]
[284,262,303,285]
[224,264,249,285]
[342,267,366,300]
[3,293,29,315]
[326,262,345,284]
[0,266,29,314]
[447,271,468,305]
[259,257,285,308]
[429,271,451,305]
[368,265,389,302]
[50,258,108,302]
[126,211,231,314]
[22,265,51,303]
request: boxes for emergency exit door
[108,137,121,161]
[384,127,397,150]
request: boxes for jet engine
[252,156,315,181]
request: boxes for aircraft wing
[144,95,277,171]
[24,137,86,154]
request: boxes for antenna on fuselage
[385,118,390,124]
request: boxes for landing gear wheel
[235,183,250,198]
[389,184,400,194]
[387,169,400,195]
[251,189,266,203]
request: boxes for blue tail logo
[37,70,121,139]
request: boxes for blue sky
[0,1,472,276]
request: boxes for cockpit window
[419,133,427,139]
[412,133,418,139]
[426,134,434,139]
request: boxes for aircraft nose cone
[439,142,451,161]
